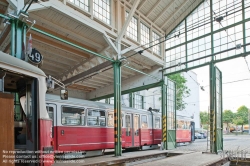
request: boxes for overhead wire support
[30,27,114,62]
[123,65,161,81]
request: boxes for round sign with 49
[28,48,43,64]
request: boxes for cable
[185,71,205,91]
[243,57,250,73]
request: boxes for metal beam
[91,81,163,101]
[124,65,161,81]
[103,33,118,53]
[116,0,140,42]
[113,61,122,156]
[55,61,112,89]
[31,32,90,59]
[161,80,167,150]
[33,41,81,63]
[31,27,114,62]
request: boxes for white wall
[179,71,200,128]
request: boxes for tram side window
[87,109,106,126]
[108,112,114,127]
[61,106,85,125]
[47,106,54,120]
[107,111,123,127]
[125,115,131,136]
[141,115,148,129]
[155,117,160,129]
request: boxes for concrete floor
[51,134,250,166]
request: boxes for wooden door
[0,93,14,166]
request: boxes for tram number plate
[28,48,43,64]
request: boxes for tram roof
[46,94,159,115]
[0,51,46,77]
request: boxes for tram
[0,50,194,165]
[176,115,195,143]
[0,51,54,165]
[45,94,195,158]
[46,94,162,158]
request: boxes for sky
[192,56,250,112]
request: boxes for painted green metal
[242,0,246,53]
[185,19,188,69]
[210,0,214,62]
[209,63,215,153]
[161,80,167,150]
[210,0,215,153]
[174,83,177,148]
[129,93,133,108]
[124,65,161,81]
[166,79,176,150]
[91,81,163,101]
[105,98,110,104]
[165,16,250,52]
[31,27,114,62]
[0,13,10,20]
[16,21,23,59]
[214,67,217,153]
[142,95,144,109]
[113,61,122,156]
[23,24,27,61]
[215,67,223,152]
[220,69,223,151]
[164,62,210,76]
[11,19,16,57]
[164,1,204,39]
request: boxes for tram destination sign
[28,48,43,64]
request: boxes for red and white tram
[0,50,194,165]
[46,94,162,158]
[176,115,195,143]
[0,51,53,165]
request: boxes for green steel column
[242,0,246,53]
[11,19,16,56]
[23,24,27,61]
[220,70,223,151]
[161,80,167,150]
[16,21,23,59]
[185,18,188,69]
[129,93,133,108]
[209,0,216,153]
[174,83,177,148]
[209,63,215,153]
[214,67,217,153]
[113,61,122,156]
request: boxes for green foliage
[200,111,209,125]
[235,105,249,125]
[233,118,244,126]
[168,73,190,110]
[223,110,234,124]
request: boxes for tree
[223,110,234,133]
[234,105,249,132]
[200,111,209,128]
[168,73,190,111]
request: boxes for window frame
[155,116,161,129]
[141,114,148,129]
[86,108,107,127]
[61,105,86,126]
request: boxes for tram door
[133,114,140,146]
[46,104,56,145]
[125,114,140,147]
